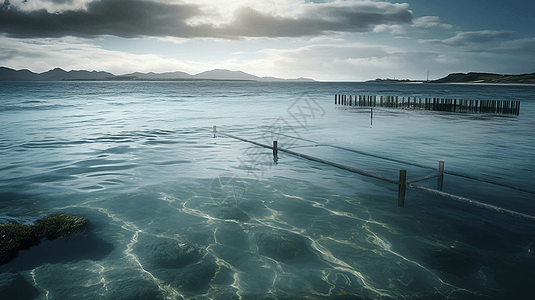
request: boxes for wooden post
[380,96,383,107]
[398,170,407,208]
[437,161,444,191]
[273,141,278,157]
[370,107,373,126]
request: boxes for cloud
[412,16,453,30]
[0,35,205,74]
[419,30,515,47]
[4,0,94,13]
[4,33,535,81]
[374,15,452,34]
[0,0,414,39]
[494,37,535,56]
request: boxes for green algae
[0,213,89,265]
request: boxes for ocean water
[0,81,534,299]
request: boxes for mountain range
[0,67,315,82]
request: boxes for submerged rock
[0,213,89,265]
[254,231,317,264]
[134,234,219,293]
[136,236,206,269]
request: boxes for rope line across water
[216,129,535,223]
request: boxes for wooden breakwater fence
[335,94,520,115]
[214,126,535,223]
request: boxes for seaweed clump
[0,213,89,265]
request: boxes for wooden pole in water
[437,161,444,191]
[398,169,407,208]
[273,141,278,157]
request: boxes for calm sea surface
[1,81,534,299]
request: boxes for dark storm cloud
[0,0,414,39]
[0,0,202,38]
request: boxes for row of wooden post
[335,94,520,115]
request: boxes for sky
[1,0,534,81]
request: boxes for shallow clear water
[1,81,534,299]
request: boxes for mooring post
[370,107,373,126]
[437,161,445,191]
[273,141,278,157]
[398,169,407,208]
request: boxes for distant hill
[0,67,315,82]
[122,71,193,80]
[0,67,115,81]
[429,72,535,84]
[192,69,259,81]
[0,67,43,81]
